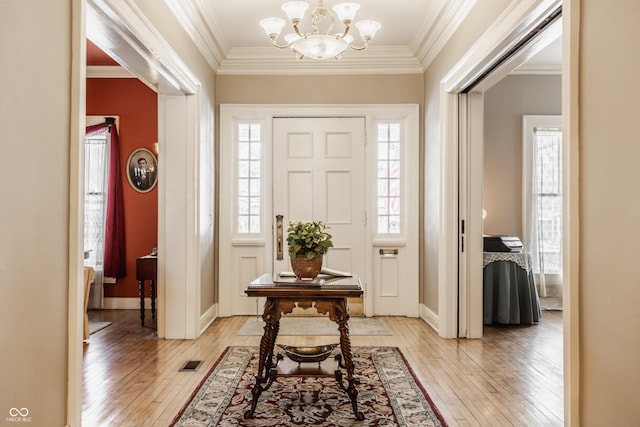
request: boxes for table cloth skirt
[483,260,541,325]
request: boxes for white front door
[272,117,366,281]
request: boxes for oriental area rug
[171,346,447,427]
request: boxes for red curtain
[86,119,126,278]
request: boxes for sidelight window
[377,123,401,234]
[237,123,262,233]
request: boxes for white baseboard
[103,297,146,310]
[420,303,440,333]
[200,304,218,335]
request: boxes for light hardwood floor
[83,309,563,426]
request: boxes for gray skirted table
[483,252,541,325]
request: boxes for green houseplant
[287,221,333,279]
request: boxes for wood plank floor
[83,309,563,426]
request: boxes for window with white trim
[237,123,262,233]
[532,126,563,274]
[84,127,109,271]
[377,123,401,234]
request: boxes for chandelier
[259,0,381,60]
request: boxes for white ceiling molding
[216,46,423,76]
[163,0,227,72]
[411,0,477,70]
[86,65,135,78]
[164,0,477,75]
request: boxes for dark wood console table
[244,273,364,420]
[136,255,157,327]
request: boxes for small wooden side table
[244,273,364,420]
[136,256,157,327]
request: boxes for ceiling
[164,0,477,74]
[87,0,562,77]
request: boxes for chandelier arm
[292,23,304,38]
[269,37,294,49]
[347,41,369,51]
[338,21,352,39]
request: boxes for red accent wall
[86,78,158,298]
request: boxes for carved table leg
[245,298,280,419]
[333,299,364,421]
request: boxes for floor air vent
[180,360,203,372]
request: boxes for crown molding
[165,0,473,75]
[163,0,227,72]
[86,65,135,78]
[412,0,477,70]
[216,46,423,75]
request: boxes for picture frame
[126,148,157,193]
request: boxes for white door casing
[219,105,419,318]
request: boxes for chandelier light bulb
[332,2,360,22]
[281,1,310,21]
[355,19,381,39]
[260,17,286,37]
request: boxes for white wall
[422,0,512,314]
[0,1,73,425]
[483,74,562,238]
[579,0,640,423]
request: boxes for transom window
[237,123,262,233]
[377,123,401,234]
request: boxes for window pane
[238,124,250,141]
[378,179,388,197]
[389,124,401,141]
[389,161,400,178]
[238,216,249,233]
[249,179,260,196]
[378,217,389,233]
[378,123,389,140]
[238,197,249,215]
[238,178,249,196]
[378,162,389,178]
[389,179,400,197]
[378,198,389,215]
[237,123,262,233]
[238,160,249,178]
[389,197,400,215]
[238,142,249,160]
[249,160,260,178]
[389,142,400,160]
[378,142,389,160]
[249,216,260,233]
[388,216,400,233]
[250,142,261,160]
[250,124,261,141]
[376,122,402,234]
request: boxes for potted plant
[287,220,333,279]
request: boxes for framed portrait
[126,148,157,193]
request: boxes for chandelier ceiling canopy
[259,0,381,60]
